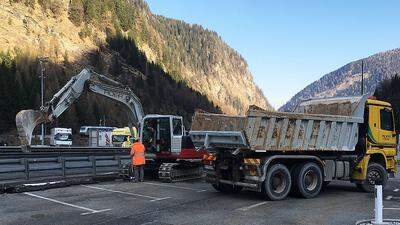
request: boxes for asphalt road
[1,177,399,225]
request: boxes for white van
[50,128,72,146]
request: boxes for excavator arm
[15,68,144,145]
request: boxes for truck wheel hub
[271,173,286,193]
[304,170,318,191]
[367,170,381,184]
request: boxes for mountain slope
[0,0,271,142]
[280,48,400,112]
[0,0,271,115]
[0,0,216,141]
[126,1,272,114]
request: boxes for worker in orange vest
[130,139,146,182]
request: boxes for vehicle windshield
[54,133,72,141]
[112,135,128,143]
[142,117,171,153]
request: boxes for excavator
[15,68,206,182]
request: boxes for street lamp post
[361,60,364,95]
[38,57,48,145]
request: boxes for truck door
[367,105,380,145]
[378,107,396,146]
[171,117,183,153]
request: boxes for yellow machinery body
[111,127,138,148]
[352,99,398,180]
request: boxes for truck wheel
[356,163,387,193]
[212,183,242,193]
[292,162,323,198]
[262,164,291,201]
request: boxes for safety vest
[131,142,145,165]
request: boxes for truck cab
[353,98,398,191]
[111,127,138,147]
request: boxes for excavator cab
[141,115,184,154]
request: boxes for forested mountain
[374,75,400,130]
[280,48,400,112]
[0,0,271,143]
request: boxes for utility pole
[38,57,48,145]
[361,60,364,95]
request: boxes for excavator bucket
[15,110,48,146]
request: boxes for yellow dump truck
[111,127,138,148]
[190,95,398,200]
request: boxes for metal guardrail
[0,146,132,191]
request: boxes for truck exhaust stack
[15,110,49,145]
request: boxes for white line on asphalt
[81,209,112,215]
[143,182,208,192]
[386,195,400,200]
[384,207,400,211]
[141,221,159,225]
[23,192,111,215]
[81,185,171,201]
[236,201,268,211]
[394,188,399,192]
[150,197,171,202]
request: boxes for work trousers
[134,165,144,182]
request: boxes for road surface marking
[23,192,111,215]
[141,221,160,225]
[150,197,171,202]
[386,195,400,200]
[384,207,400,211]
[81,185,171,201]
[81,209,112,215]
[236,201,268,211]
[143,182,208,192]
[394,188,399,192]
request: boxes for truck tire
[262,164,291,201]
[292,162,323,198]
[212,183,242,193]
[356,163,387,193]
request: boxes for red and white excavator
[15,68,206,182]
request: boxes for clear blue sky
[146,0,400,109]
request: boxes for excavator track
[158,162,204,182]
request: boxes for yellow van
[111,127,138,148]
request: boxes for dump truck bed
[190,95,368,152]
